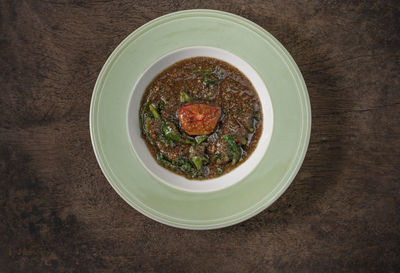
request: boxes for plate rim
[126,45,274,193]
[90,9,311,229]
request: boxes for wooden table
[1,1,399,272]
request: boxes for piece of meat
[177,103,221,136]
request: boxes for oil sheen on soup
[139,57,262,180]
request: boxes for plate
[90,9,311,229]
[127,46,274,193]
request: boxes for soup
[139,57,262,179]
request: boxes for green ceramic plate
[90,9,311,229]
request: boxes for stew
[139,57,262,180]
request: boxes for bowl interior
[127,46,273,192]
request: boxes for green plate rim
[90,9,311,229]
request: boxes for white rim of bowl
[126,46,274,193]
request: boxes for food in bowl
[139,57,262,179]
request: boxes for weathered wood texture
[1,1,399,272]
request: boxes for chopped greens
[213,154,222,162]
[149,104,161,121]
[190,154,208,170]
[158,99,165,110]
[161,122,195,145]
[180,91,191,103]
[195,135,208,145]
[158,134,172,147]
[141,100,150,128]
[140,57,262,180]
[224,135,241,165]
[157,152,195,175]
[157,152,178,171]
[192,67,225,87]
[202,74,218,86]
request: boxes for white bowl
[127,46,273,193]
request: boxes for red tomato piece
[177,103,221,136]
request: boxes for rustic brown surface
[1,1,399,272]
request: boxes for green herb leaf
[158,134,172,147]
[195,135,208,145]
[162,122,195,145]
[202,74,218,86]
[193,68,213,73]
[156,152,178,170]
[149,104,161,121]
[141,100,150,128]
[189,153,209,170]
[192,156,203,170]
[191,170,203,179]
[181,161,192,172]
[224,135,241,165]
[158,99,165,110]
[213,154,222,162]
[180,91,191,103]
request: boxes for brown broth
[139,57,262,180]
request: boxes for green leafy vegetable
[169,114,177,122]
[213,154,222,162]
[180,91,191,103]
[189,147,209,170]
[176,156,193,173]
[202,74,218,86]
[193,68,213,73]
[141,100,150,128]
[181,161,192,172]
[157,152,178,170]
[149,104,161,121]
[191,170,203,179]
[224,135,241,165]
[195,135,208,145]
[191,156,203,170]
[157,153,195,174]
[180,138,195,145]
[158,134,172,147]
[140,101,155,145]
[190,155,208,170]
[158,99,165,110]
[193,67,225,87]
[162,122,195,145]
